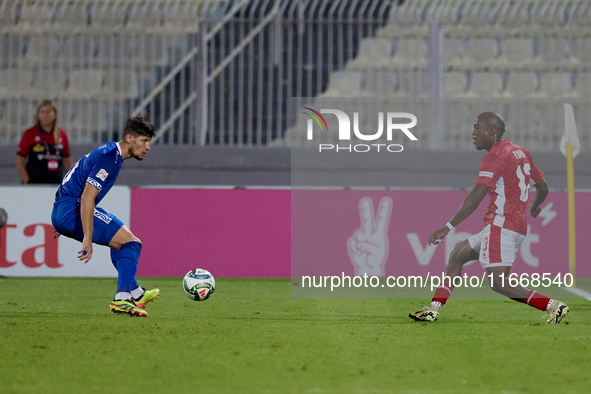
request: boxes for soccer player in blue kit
[52,117,159,317]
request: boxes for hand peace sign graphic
[347,197,392,276]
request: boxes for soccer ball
[182,269,215,301]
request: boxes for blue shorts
[51,199,124,246]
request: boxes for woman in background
[16,100,73,184]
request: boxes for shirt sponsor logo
[96,169,108,181]
[479,171,493,178]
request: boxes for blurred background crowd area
[1,0,591,186]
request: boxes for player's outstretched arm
[428,183,491,245]
[79,183,100,263]
[529,178,549,218]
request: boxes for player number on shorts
[515,163,531,202]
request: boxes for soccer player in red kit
[409,112,569,324]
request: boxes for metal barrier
[194,0,391,146]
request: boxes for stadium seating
[0,0,204,146]
[0,70,35,99]
[499,39,535,68]
[539,72,574,97]
[538,39,573,67]
[465,39,498,67]
[444,100,473,150]
[469,72,503,96]
[52,1,88,31]
[397,70,429,97]
[314,0,591,153]
[504,72,538,97]
[65,100,108,134]
[22,35,66,64]
[102,70,140,100]
[444,72,467,97]
[15,3,54,33]
[320,71,364,97]
[365,70,397,96]
[66,69,104,99]
[347,38,393,70]
[575,73,591,97]
[393,38,428,67]
[576,38,591,65]
[89,2,127,30]
[31,68,68,97]
[444,39,465,68]
[0,100,38,144]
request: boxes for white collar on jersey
[116,142,122,157]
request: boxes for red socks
[526,290,552,311]
[430,285,552,311]
[431,285,454,308]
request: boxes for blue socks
[112,242,142,301]
[110,247,141,293]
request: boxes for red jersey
[474,139,544,235]
[17,125,71,184]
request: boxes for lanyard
[37,124,62,159]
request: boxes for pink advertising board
[291,190,591,279]
[131,189,291,277]
[131,188,590,279]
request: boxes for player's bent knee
[109,225,141,249]
[117,241,143,264]
[127,234,141,244]
[449,240,476,265]
[121,240,142,253]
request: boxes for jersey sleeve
[17,129,33,156]
[525,150,544,184]
[474,151,503,188]
[85,151,119,191]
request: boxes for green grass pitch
[1,277,590,394]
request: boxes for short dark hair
[123,117,156,139]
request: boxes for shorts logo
[94,210,112,224]
[96,169,109,181]
[479,171,493,178]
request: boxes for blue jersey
[55,142,123,205]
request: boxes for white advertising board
[0,185,130,277]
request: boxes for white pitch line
[563,286,591,301]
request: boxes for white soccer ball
[182,269,215,301]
